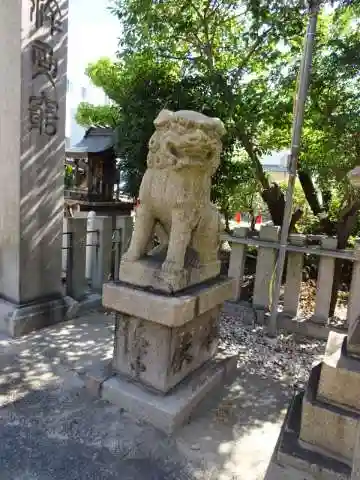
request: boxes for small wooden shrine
[65,127,134,217]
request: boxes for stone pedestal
[101,277,236,433]
[0,1,68,336]
[268,330,360,479]
[119,251,221,294]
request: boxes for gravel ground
[220,312,325,389]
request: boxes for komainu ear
[154,109,174,128]
[212,117,226,138]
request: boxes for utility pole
[267,0,323,336]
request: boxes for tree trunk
[236,128,289,226]
[261,183,286,226]
[250,209,256,231]
[223,209,230,233]
[298,170,322,215]
[329,201,360,317]
[237,127,304,229]
[297,169,336,234]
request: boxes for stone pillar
[227,227,248,301]
[66,217,86,300]
[92,216,112,291]
[85,211,96,281]
[0,1,68,337]
[112,229,121,281]
[253,226,280,309]
[313,236,337,324]
[283,234,306,317]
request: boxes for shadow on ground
[0,311,323,480]
[0,382,194,479]
[176,356,296,480]
[10,311,113,371]
[0,312,114,408]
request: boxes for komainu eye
[169,145,179,157]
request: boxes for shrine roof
[66,127,115,157]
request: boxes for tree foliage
[77,0,360,238]
[77,0,308,217]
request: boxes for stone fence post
[253,226,280,310]
[227,227,249,301]
[347,240,360,355]
[66,217,87,300]
[283,234,306,317]
[313,236,337,324]
[91,216,113,291]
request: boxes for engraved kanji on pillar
[30,0,63,35]
[28,0,63,137]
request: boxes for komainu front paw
[161,260,183,275]
[122,249,141,262]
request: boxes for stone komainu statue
[122,109,226,284]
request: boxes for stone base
[300,363,360,467]
[269,330,360,479]
[119,255,220,293]
[112,307,220,393]
[317,332,360,413]
[103,277,234,327]
[267,390,351,480]
[101,353,236,434]
[0,295,65,338]
[103,277,234,393]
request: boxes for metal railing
[62,226,123,294]
[110,228,123,281]
[225,226,360,334]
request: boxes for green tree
[76,56,249,216]
[109,0,310,224]
[64,165,74,189]
[269,3,360,314]
[77,0,360,238]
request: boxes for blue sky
[68,0,119,86]
[66,1,120,142]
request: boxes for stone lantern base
[267,330,360,479]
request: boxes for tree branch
[230,26,274,86]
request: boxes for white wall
[65,0,119,146]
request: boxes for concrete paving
[0,310,304,479]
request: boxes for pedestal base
[266,390,351,480]
[318,333,360,412]
[102,276,235,432]
[300,364,359,467]
[0,295,65,337]
[119,254,221,294]
[103,278,234,393]
[269,331,360,479]
[101,353,236,434]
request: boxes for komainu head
[147,109,226,174]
